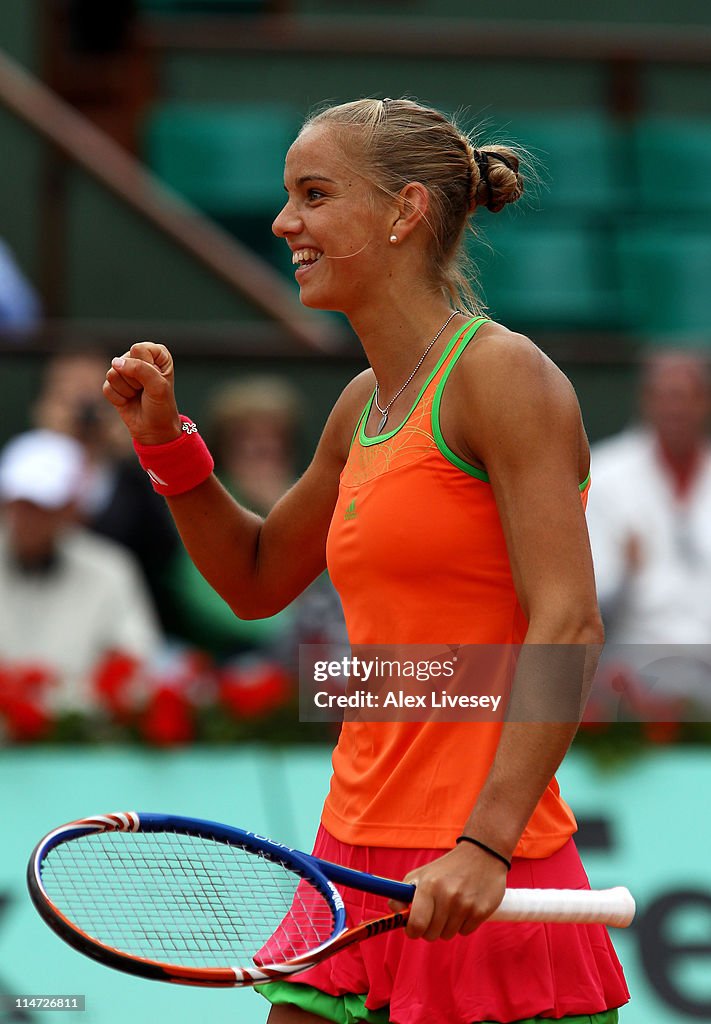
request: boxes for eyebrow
[293,174,338,188]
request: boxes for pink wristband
[133,415,214,496]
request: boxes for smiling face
[272,125,396,314]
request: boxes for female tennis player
[103,97,628,1024]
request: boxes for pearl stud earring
[389,235,398,244]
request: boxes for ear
[390,182,430,242]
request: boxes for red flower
[140,686,195,746]
[0,662,55,742]
[577,718,610,736]
[3,695,51,742]
[642,720,681,745]
[220,659,291,719]
[93,651,141,719]
[14,664,54,694]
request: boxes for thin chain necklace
[374,310,459,433]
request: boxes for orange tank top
[323,317,584,855]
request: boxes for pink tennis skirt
[276,826,629,1024]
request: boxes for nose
[272,198,301,239]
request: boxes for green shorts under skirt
[257,981,621,1024]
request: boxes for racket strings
[40,831,336,968]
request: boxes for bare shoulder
[316,366,375,466]
[337,366,376,410]
[459,321,578,409]
[444,321,587,474]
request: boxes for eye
[307,188,326,202]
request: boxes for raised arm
[103,342,370,618]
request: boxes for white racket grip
[491,887,635,928]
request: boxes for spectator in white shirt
[587,350,711,642]
[0,429,162,711]
[586,351,711,701]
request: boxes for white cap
[0,430,87,510]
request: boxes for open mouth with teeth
[292,248,323,271]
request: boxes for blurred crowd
[0,349,347,743]
[1,342,711,743]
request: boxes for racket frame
[28,811,356,987]
[27,810,635,989]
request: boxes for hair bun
[470,146,524,214]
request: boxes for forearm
[167,471,332,619]
[461,722,578,860]
[462,628,603,859]
[166,475,268,616]
[103,343,356,620]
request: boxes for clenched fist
[103,341,181,445]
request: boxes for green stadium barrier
[144,103,299,215]
[632,117,711,214]
[475,220,623,331]
[489,112,630,214]
[2,746,710,1023]
[466,111,647,333]
[614,222,711,338]
[144,102,301,272]
[0,747,331,1024]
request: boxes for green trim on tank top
[357,316,488,448]
[432,326,593,492]
[431,318,492,480]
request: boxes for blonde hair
[303,97,525,312]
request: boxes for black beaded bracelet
[455,835,512,871]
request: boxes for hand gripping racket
[28,811,635,988]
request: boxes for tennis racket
[28,811,635,988]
